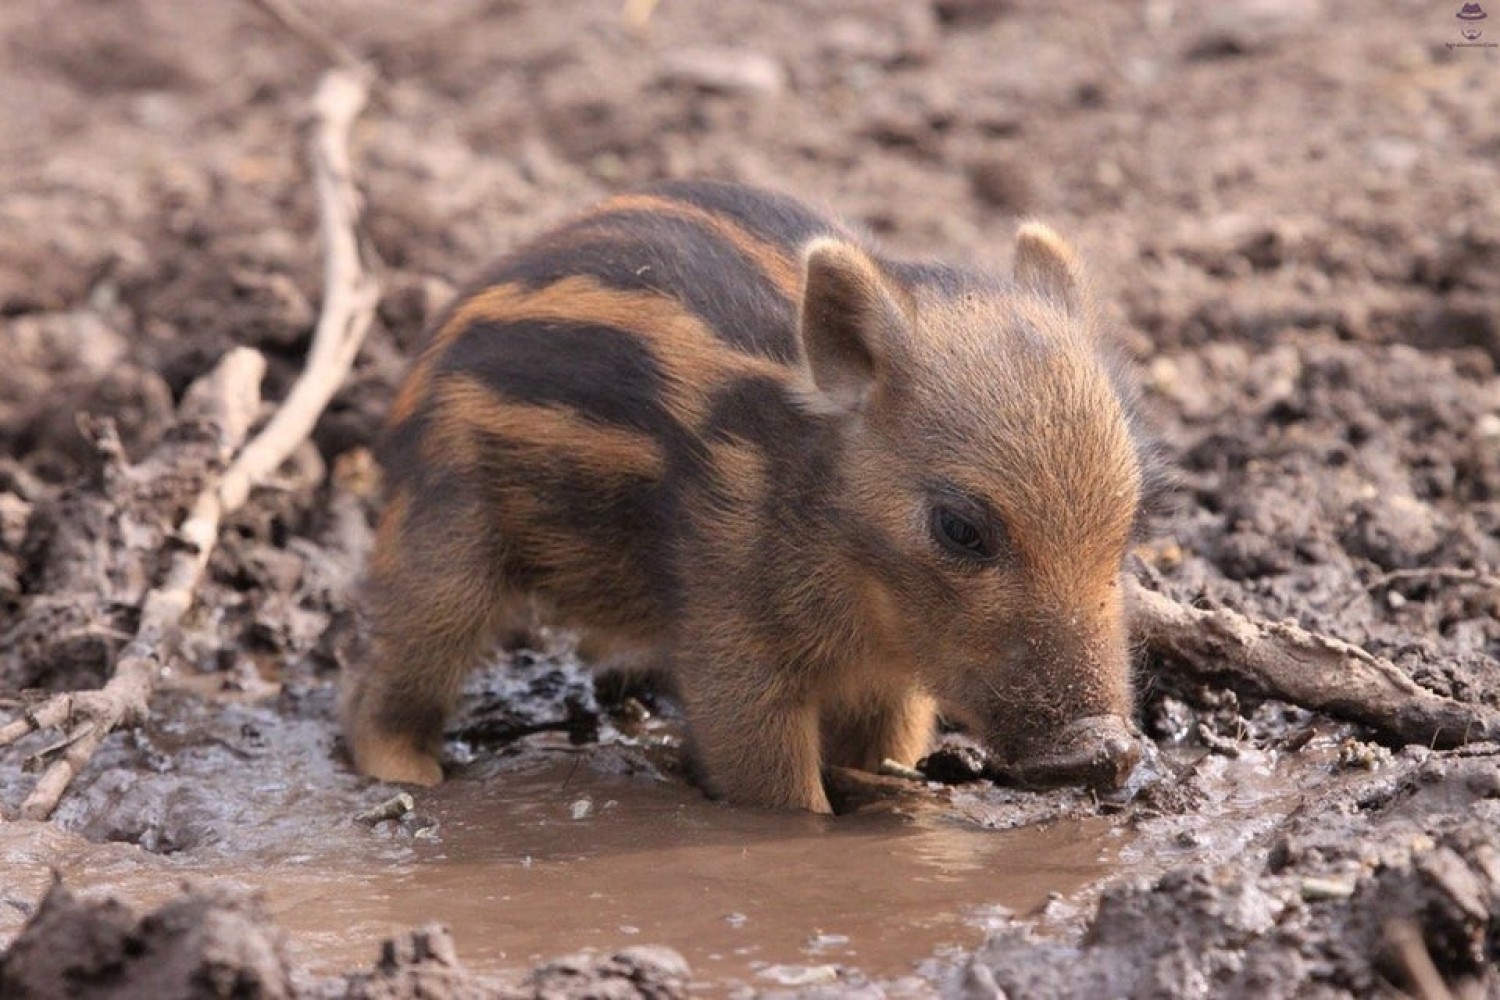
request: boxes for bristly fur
[345,179,1158,812]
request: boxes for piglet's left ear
[798,238,912,412]
[1014,221,1085,315]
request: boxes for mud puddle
[0,664,1351,994]
[2,745,1118,992]
[393,756,1123,989]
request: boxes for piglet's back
[376,181,843,633]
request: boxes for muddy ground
[2,0,1499,996]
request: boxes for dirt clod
[0,881,295,1000]
[527,947,691,1000]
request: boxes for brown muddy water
[0,655,1342,994]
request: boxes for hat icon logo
[1457,2,1488,40]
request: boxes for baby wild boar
[345,180,1160,813]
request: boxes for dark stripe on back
[703,375,818,453]
[422,319,705,617]
[476,432,679,618]
[485,212,801,364]
[435,318,690,447]
[701,374,840,521]
[646,179,836,253]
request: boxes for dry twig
[1336,565,1500,614]
[218,65,379,512]
[1128,576,1500,749]
[0,29,378,820]
[0,350,266,819]
[1366,566,1500,594]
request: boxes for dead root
[1127,576,1500,750]
[0,13,378,820]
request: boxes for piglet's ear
[797,238,912,412]
[1014,221,1085,314]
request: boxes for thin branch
[1128,576,1500,749]
[1337,565,1500,614]
[4,348,266,819]
[218,66,378,513]
[1366,566,1500,593]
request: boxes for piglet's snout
[1007,714,1141,791]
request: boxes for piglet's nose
[1008,714,1141,791]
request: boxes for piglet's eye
[931,506,992,560]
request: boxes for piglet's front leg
[679,667,832,814]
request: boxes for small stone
[759,963,840,986]
[658,47,786,96]
[1146,696,1195,743]
[1148,356,1180,392]
[1337,738,1392,771]
[1364,137,1421,174]
[1300,876,1356,901]
[1464,766,1500,799]
[806,931,850,952]
[356,792,415,825]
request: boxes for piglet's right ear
[797,238,912,412]
[1014,221,1085,315]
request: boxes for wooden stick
[1366,566,1500,594]
[2,49,378,820]
[218,65,378,513]
[1128,576,1500,749]
[1337,565,1500,614]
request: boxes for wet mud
[2,0,1499,996]
[0,653,1129,992]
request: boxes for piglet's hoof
[351,735,444,787]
